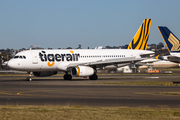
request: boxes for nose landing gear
[26,71,32,81]
[26,77,32,81]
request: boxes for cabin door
[31,52,38,64]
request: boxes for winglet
[127,19,152,50]
[155,55,159,60]
[158,26,180,53]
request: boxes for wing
[67,56,144,68]
[167,55,180,63]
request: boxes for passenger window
[19,56,23,59]
[23,56,26,59]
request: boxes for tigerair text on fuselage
[39,51,80,62]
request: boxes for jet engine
[33,71,57,77]
[71,66,94,77]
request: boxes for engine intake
[71,66,94,77]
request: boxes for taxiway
[0,74,180,107]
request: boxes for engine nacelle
[33,71,57,77]
[71,66,94,77]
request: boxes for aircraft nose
[7,60,14,69]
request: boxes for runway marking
[16,90,132,99]
[0,92,14,95]
[135,92,180,96]
[16,90,62,96]
[145,77,159,79]
[160,92,180,96]
[1,90,132,99]
[134,92,155,95]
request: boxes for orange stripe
[76,66,80,76]
[48,62,55,67]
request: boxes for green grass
[0,105,180,120]
[98,81,175,86]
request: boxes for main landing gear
[63,73,98,80]
[64,72,72,80]
[89,66,98,80]
[89,74,98,80]
[26,71,32,81]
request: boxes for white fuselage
[162,53,180,63]
[8,49,153,72]
[170,53,180,57]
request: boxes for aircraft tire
[89,75,98,80]
[26,77,32,81]
[64,74,72,80]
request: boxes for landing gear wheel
[89,74,98,80]
[64,74,72,80]
[29,77,32,81]
[26,71,33,81]
[26,77,32,81]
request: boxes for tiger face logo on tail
[127,19,152,50]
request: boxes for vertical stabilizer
[127,19,152,50]
[158,26,180,53]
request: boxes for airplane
[126,19,158,71]
[117,60,179,73]
[158,26,180,63]
[105,19,153,71]
[113,19,159,73]
[7,19,154,81]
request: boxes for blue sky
[0,0,180,49]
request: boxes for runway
[0,74,180,107]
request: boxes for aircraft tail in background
[158,26,180,53]
[127,19,152,50]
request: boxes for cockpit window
[13,55,26,59]
[14,56,19,59]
